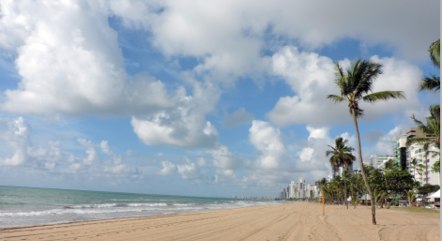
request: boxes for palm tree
[406,190,416,207]
[420,39,440,92]
[410,158,418,177]
[326,137,356,176]
[411,105,440,149]
[429,39,440,66]
[410,104,440,183]
[328,59,405,225]
[431,160,440,173]
[326,137,356,209]
[416,163,426,184]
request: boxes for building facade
[280,178,319,200]
[397,128,440,186]
[407,142,440,186]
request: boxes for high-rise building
[408,142,440,186]
[280,178,319,200]
[397,128,431,171]
[396,128,439,186]
[370,155,396,169]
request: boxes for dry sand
[0,203,439,241]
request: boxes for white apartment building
[407,142,440,186]
[370,155,396,169]
[284,179,319,200]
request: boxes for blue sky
[0,0,439,197]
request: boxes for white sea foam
[0,186,281,228]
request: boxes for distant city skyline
[0,0,439,197]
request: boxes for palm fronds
[363,91,405,102]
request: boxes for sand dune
[0,203,439,241]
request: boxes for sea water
[0,186,277,228]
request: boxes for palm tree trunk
[351,112,377,225]
[425,151,429,185]
[344,181,348,209]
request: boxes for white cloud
[78,138,97,165]
[28,141,62,171]
[177,161,202,180]
[0,116,144,179]
[0,0,436,117]
[362,56,421,116]
[0,0,437,193]
[2,151,25,166]
[339,132,356,150]
[268,47,424,126]
[375,126,403,155]
[299,147,314,163]
[268,46,344,126]
[0,1,171,115]
[307,126,329,141]
[211,145,239,177]
[131,82,219,148]
[146,0,437,83]
[158,160,176,176]
[100,140,112,155]
[249,120,285,169]
[0,117,29,166]
[268,0,437,59]
[294,126,331,175]
[104,163,129,175]
[149,0,266,81]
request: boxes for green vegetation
[327,59,405,225]
[326,137,355,209]
[420,39,440,92]
[319,165,418,208]
[410,38,440,183]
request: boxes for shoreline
[0,200,282,230]
[0,202,273,230]
[1,202,439,241]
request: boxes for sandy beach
[0,203,439,241]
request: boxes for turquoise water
[0,186,276,228]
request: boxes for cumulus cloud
[0,116,145,181]
[375,126,404,155]
[131,82,219,148]
[268,47,423,126]
[249,120,286,169]
[149,0,266,81]
[211,145,239,177]
[176,161,203,180]
[0,0,437,193]
[78,138,98,165]
[0,117,29,166]
[158,160,177,176]
[0,1,171,115]
[293,126,338,179]
[2,151,25,167]
[307,126,329,140]
[362,56,421,116]
[148,0,437,78]
[268,46,343,126]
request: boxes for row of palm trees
[322,39,439,225]
[318,163,418,209]
[411,39,440,183]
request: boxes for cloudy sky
[0,0,439,197]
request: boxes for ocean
[0,186,278,228]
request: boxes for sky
[0,0,439,198]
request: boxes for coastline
[1,202,439,241]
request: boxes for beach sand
[0,203,439,241]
